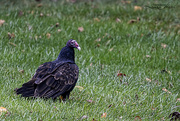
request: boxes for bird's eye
[71,41,75,45]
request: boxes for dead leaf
[161,69,171,74]
[109,48,114,51]
[95,38,101,42]
[137,17,140,21]
[121,0,131,4]
[10,33,15,38]
[116,18,121,23]
[0,20,5,26]
[108,104,113,108]
[123,101,126,105]
[8,32,15,39]
[75,86,84,91]
[40,13,44,17]
[80,115,88,120]
[169,82,174,88]
[161,117,165,120]
[167,71,172,74]
[161,43,167,48]
[177,98,180,102]
[134,116,142,121]
[46,33,51,39]
[154,80,159,85]
[94,18,100,22]
[87,100,94,103]
[151,106,155,110]
[19,70,24,74]
[146,55,151,58]
[161,69,168,73]
[57,29,61,32]
[162,88,172,94]
[35,35,38,40]
[0,107,8,116]
[56,23,59,27]
[123,82,128,85]
[101,112,107,118]
[117,73,126,77]
[134,6,142,11]
[97,44,100,47]
[105,33,108,36]
[31,11,34,14]
[146,78,151,82]
[8,42,16,47]
[100,64,104,70]
[37,3,43,7]
[128,19,137,24]
[78,27,84,32]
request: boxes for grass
[0,0,180,120]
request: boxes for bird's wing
[34,63,79,99]
[33,62,58,81]
[15,62,61,97]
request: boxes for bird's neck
[56,46,75,63]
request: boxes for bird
[15,39,81,101]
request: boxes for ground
[0,0,179,120]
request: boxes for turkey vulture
[15,39,80,101]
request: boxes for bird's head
[66,39,81,51]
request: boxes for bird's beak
[77,46,81,51]
[75,41,81,51]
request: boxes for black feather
[15,39,80,100]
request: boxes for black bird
[15,39,81,101]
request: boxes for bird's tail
[15,79,35,97]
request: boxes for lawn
[0,0,179,120]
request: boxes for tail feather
[15,79,35,97]
[21,90,35,97]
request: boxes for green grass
[0,0,179,120]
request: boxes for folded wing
[15,62,79,99]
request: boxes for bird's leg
[61,92,70,101]
[59,96,62,102]
[59,96,63,100]
[65,92,70,100]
